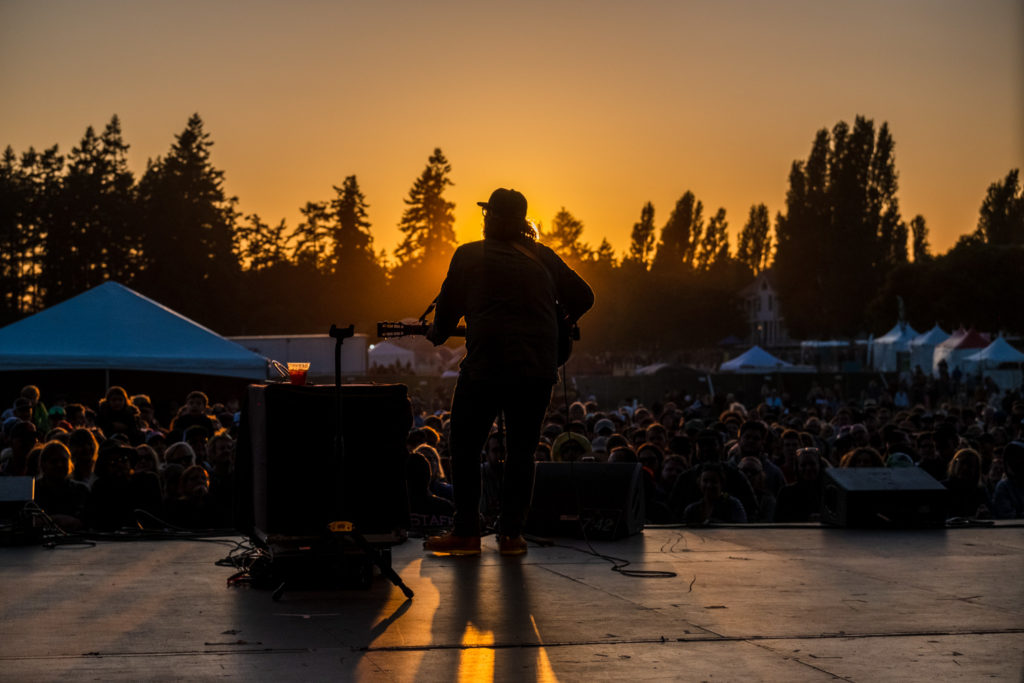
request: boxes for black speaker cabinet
[822,467,949,528]
[525,462,645,540]
[236,383,412,541]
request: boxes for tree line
[2,113,1021,354]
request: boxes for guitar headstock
[376,321,465,339]
[376,321,410,338]
[377,321,432,338]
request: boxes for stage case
[237,382,412,542]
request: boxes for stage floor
[1,525,1022,681]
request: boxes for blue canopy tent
[0,282,269,382]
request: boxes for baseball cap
[477,188,527,220]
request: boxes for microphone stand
[315,325,413,598]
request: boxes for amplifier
[236,383,412,540]
[822,467,949,527]
[525,462,645,540]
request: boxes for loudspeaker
[822,467,949,527]
[525,462,645,540]
[236,383,412,541]
[0,477,34,504]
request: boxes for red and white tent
[933,328,989,375]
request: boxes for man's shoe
[423,533,481,556]
[498,534,528,556]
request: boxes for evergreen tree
[910,215,930,262]
[0,148,20,321]
[625,201,656,268]
[394,148,456,266]
[321,175,386,332]
[235,214,290,271]
[135,114,240,321]
[653,191,703,272]
[593,237,616,265]
[544,208,591,262]
[292,200,331,271]
[43,116,138,305]
[0,146,54,321]
[328,175,376,271]
[975,169,1023,245]
[737,203,772,274]
[5,145,64,315]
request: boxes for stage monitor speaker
[0,477,34,503]
[525,462,645,540]
[822,467,949,528]
[236,383,412,541]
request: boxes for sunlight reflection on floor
[458,623,495,683]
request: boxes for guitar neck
[376,322,466,339]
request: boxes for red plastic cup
[287,362,310,385]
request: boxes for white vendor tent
[870,322,919,372]
[933,328,989,376]
[963,337,1024,391]
[368,340,416,370]
[719,345,792,373]
[909,324,950,374]
[0,281,269,379]
[965,336,1024,367]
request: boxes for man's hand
[425,323,445,346]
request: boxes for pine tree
[235,214,290,271]
[625,201,656,268]
[594,237,616,265]
[737,204,772,274]
[99,116,141,284]
[5,145,64,315]
[394,148,456,266]
[328,175,376,271]
[292,200,331,270]
[44,116,137,305]
[322,174,385,331]
[544,208,592,262]
[0,146,51,321]
[135,113,240,320]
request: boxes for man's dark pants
[448,376,552,537]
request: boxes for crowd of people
[0,385,238,532]
[404,377,1024,529]
[2,375,1023,539]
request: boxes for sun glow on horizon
[1,0,1020,261]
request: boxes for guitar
[376,319,580,365]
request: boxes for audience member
[992,441,1024,519]
[941,448,990,519]
[34,440,88,531]
[683,464,747,525]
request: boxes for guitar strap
[510,241,558,299]
[418,297,438,325]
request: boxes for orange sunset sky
[2,0,1022,260]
